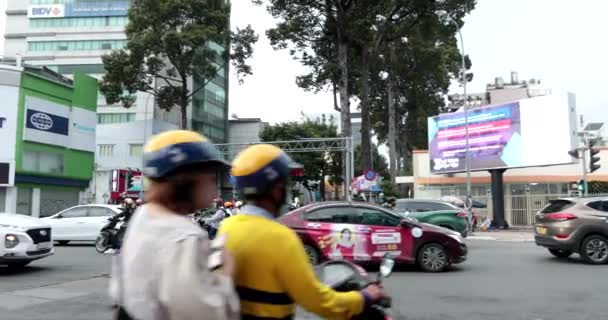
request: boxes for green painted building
[0,63,97,217]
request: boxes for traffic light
[578,179,585,193]
[589,141,601,173]
[568,149,580,159]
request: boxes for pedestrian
[109,130,239,320]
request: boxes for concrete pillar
[32,188,41,218]
[5,187,17,213]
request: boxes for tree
[369,6,473,178]
[259,118,342,201]
[100,0,258,129]
[256,0,364,141]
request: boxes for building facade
[228,118,268,145]
[4,0,230,204]
[0,63,97,217]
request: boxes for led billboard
[428,94,577,174]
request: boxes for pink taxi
[279,202,467,272]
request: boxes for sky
[3,0,608,125]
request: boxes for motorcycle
[308,253,395,320]
[95,210,129,254]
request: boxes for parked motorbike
[95,211,129,254]
[310,253,395,320]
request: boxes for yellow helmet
[231,144,300,196]
[143,130,228,179]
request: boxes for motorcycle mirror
[379,253,396,279]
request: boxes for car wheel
[548,249,572,258]
[417,243,450,272]
[580,235,608,264]
[303,244,320,265]
[56,241,69,246]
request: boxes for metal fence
[470,193,608,226]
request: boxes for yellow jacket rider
[219,144,385,320]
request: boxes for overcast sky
[3,0,608,125]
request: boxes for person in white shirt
[110,130,239,320]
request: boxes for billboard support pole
[489,169,507,228]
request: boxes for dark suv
[535,197,608,264]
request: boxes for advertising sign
[428,94,577,174]
[29,2,129,19]
[23,96,71,148]
[28,4,65,18]
[0,85,19,186]
[69,107,97,152]
[351,173,381,193]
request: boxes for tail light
[545,213,577,221]
[456,212,467,218]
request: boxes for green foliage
[100,0,258,128]
[259,118,343,198]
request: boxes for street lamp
[438,11,473,224]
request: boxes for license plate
[536,227,547,235]
[38,242,51,250]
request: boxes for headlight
[0,224,27,231]
[5,234,19,249]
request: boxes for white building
[4,0,229,204]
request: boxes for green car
[395,199,469,237]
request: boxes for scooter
[95,211,128,254]
[310,253,395,320]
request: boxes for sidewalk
[468,230,534,242]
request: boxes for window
[28,40,127,52]
[98,144,114,157]
[130,144,143,157]
[61,208,87,218]
[395,201,455,213]
[586,201,608,212]
[22,150,64,174]
[355,208,401,227]
[30,16,128,28]
[51,64,106,75]
[305,207,361,224]
[97,113,135,124]
[88,207,114,217]
[541,200,575,214]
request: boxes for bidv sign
[28,5,65,18]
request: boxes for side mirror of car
[400,218,416,228]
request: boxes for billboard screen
[428,94,577,174]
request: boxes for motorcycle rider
[224,201,234,216]
[109,130,239,320]
[204,198,229,239]
[219,144,386,320]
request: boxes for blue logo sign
[32,6,63,17]
[26,109,69,136]
[364,169,378,181]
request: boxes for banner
[69,107,97,152]
[23,96,71,148]
[0,85,19,186]
[28,2,129,19]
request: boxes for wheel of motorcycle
[303,245,320,265]
[417,243,449,272]
[95,234,110,254]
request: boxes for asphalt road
[1,240,606,320]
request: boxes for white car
[0,213,54,268]
[42,205,122,244]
